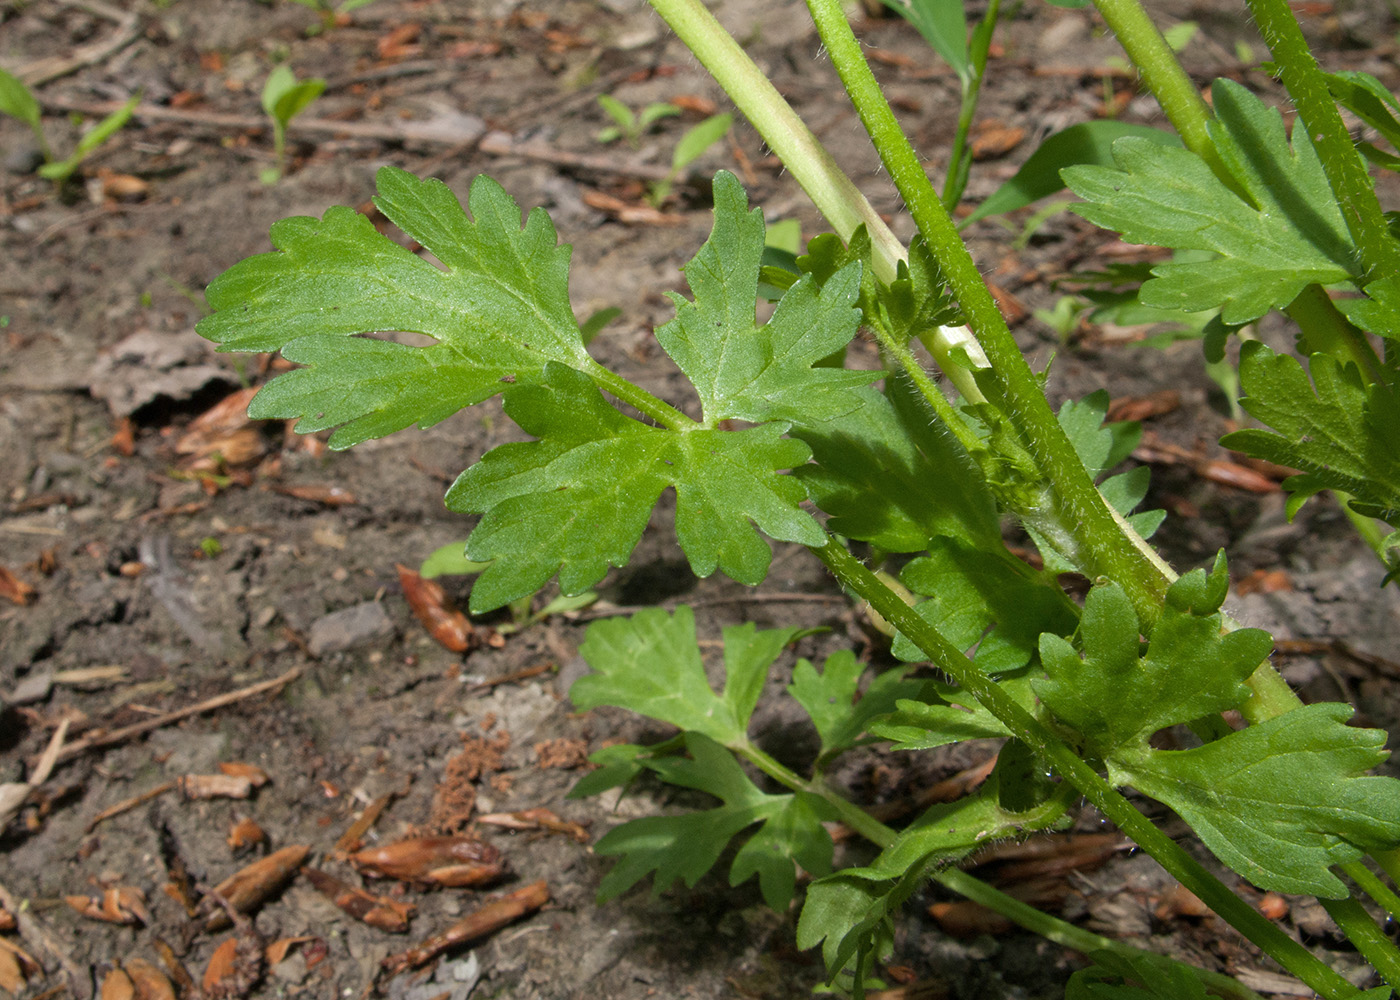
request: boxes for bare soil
[3,1,1400,998]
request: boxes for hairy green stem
[1091,0,1224,180]
[738,736,1264,1000]
[1322,895,1400,988]
[646,0,905,284]
[810,536,1360,998]
[937,868,1266,1000]
[1246,0,1400,284]
[804,0,1170,627]
[866,316,985,458]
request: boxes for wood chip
[381,880,549,977]
[397,564,479,654]
[0,566,35,606]
[205,844,310,930]
[350,835,503,888]
[123,957,177,1000]
[304,868,414,933]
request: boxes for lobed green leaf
[1063,79,1359,325]
[570,605,806,746]
[787,652,928,763]
[1035,575,1271,759]
[446,365,824,610]
[656,172,873,426]
[590,733,833,910]
[199,166,592,448]
[1220,342,1400,525]
[1119,704,1400,898]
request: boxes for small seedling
[647,112,732,206]
[260,65,326,184]
[0,66,138,185]
[595,95,682,147]
[285,0,378,34]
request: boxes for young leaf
[787,652,927,763]
[656,172,874,426]
[1220,342,1400,525]
[1064,79,1359,324]
[446,365,825,609]
[418,541,490,579]
[671,112,732,174]
[799,791,1050,977]
[36,94,139,183]
[876,0,969,82]
[638,102,682,130]
[0,67,44,145]
[198,167,595,448]
[963,122,1179,225]
[570,606,805,746]
[596,94,635,135]
[566,743,654,800]
[1120,704,1400,898]
[1034,576,1271,759]
[1324,71,1400,156]
[869,674,1038,751]
[592,733,833,910]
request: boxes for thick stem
[1321,895,1400,988]
[1091,0,1224,180]
[1343,862,1400,922]
[646,0,904,283]
[811,537,1361,998]
[1246,0,1400,284]
[804,0,1171,627]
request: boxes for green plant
[284,0,378,34]
[646,110,733,206]
[260,64,326,184]
[0,66,138,184]
[595,94,682,147]
[874,0,1000,209]
[197,0,1400,996]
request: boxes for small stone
[307,602,395,656]
[4,145,44,175]
[9,670,54,705]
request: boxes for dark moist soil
[4,1,1400,998]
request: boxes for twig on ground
[46,667,304,766]
[15,0,140,86]
[0,720,70,828]
[467,662,556,694]
[1274,638,1400,679]
[38,99,487,149]
[84,780,178,833]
